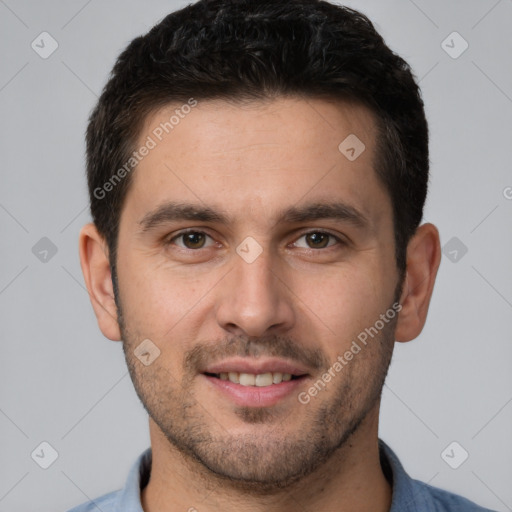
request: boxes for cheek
[118,255,208,337]
[297,266,387,348]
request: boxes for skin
[79,97,441,512]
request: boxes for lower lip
[203,374,308,407]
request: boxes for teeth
[255,373,273,387]
[228,372,239,383]
[215,372,295,386]
[272,372,283,384]
[239,373,255,386]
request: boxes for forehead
[121,96,391,232]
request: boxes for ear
[79,223,122,341]
[394,223,441,343]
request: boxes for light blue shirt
[66,439,497,511]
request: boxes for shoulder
[378,439,498,512]
[64,447,151,512]
[409,477,498,512]
[65,489,120,512]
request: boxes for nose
[215,242,296,338]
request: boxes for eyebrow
[138,200,371,233]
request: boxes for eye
[166,230,216,250]
[165,229,345,252]
[292,230,344,250]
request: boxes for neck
[141,404,392,512]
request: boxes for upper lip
[202,358,311,376]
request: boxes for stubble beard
[119,320,395,493]
[113,262,401,493]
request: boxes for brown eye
[294,231,342,250]
[305,232,330,248]
[167,230,213,250]
[182,232,206,249]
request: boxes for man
[69,1,496,511]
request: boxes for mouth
[200,359,311,407]
[203,371,306,386]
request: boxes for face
[114,97,401,489]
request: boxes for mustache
[184,335,330,374]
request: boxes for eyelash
[165,229,346,252]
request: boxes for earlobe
[78,223,122,341]
[394,223,441,343]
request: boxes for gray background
[0,0,511,511]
